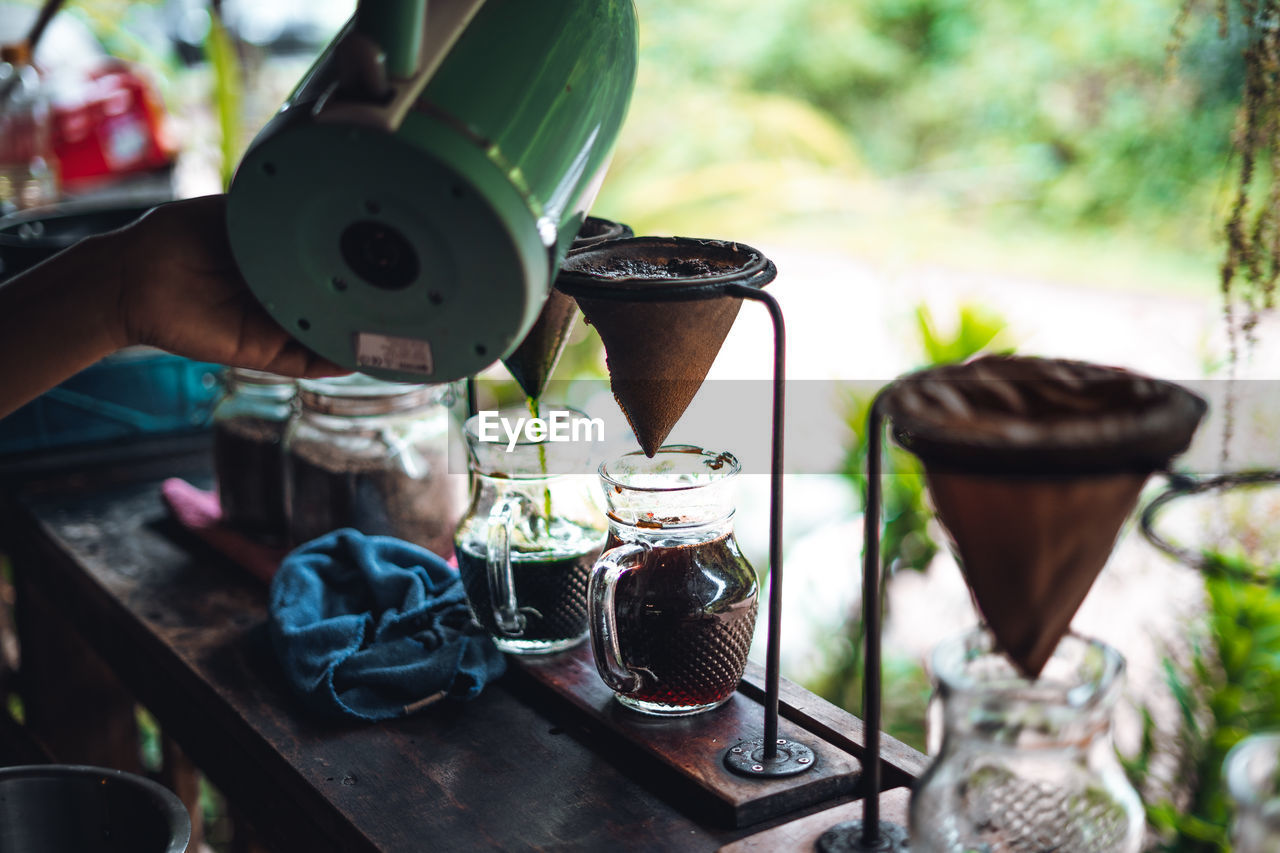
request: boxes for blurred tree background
[24,0,1243,291]
[593,0,1239,293]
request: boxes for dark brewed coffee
[214,418,287,543]
[605,532,758,709]
[457,537,602,644]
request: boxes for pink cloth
[161,479,460,584]
[161,478,286,583]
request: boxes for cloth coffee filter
[502,216,633,399]
[556,237,775,456]
[502,289,580,400]
[882,355,1206,677]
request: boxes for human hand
[110,194,347,378]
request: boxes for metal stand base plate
[816,820,910,852]
[723,738,816,778]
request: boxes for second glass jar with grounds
[212,367,295,544]
[283,374,464,559]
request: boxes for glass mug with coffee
[454,406,607,654]
[589,446,759,715]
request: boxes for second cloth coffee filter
[882,355,1206,677]
[501,216,634,400]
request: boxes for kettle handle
[323,0,487,127]
[588,542,647,694]
[353,0,426,79]
[486,496,526,636]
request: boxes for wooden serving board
[510,643,864,829]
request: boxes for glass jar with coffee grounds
[212,368,296,543]
[283,374,465,559]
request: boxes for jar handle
[588,541,648,693]
[486,496,525,636]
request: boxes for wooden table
[0,440,924,851]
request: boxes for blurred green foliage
[1126,572,1280,851]
[914,303,1013,366]
[596,0,1241,255]
[22,0,1246,273]
[204,10,241,190]
[841,302,1011,577]
[840,390,936,580]
[804,303,1010,749]
[807,648,933,752]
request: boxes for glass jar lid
[930,628,1125,748]
[228,367,296,386]
[297,373,441,416]
[598,446,739,529]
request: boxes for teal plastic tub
[0,200,221,457]
[0,348,220,456]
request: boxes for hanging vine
[1177,0,1280,363]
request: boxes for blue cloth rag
[269,528,506,721]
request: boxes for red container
[49,59,175,193]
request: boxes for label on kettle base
[354,333,434,375]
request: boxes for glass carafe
[910,629,1144,852]
[1226,733,1280,851]
[454,406,607,654]
[589,446,759,716]
[0,51,58,212]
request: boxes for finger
[171,195,242,276]
[232,299,348,378]
[257,340,340,379]
[301,356,352,378]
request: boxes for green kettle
[226,0,637,382]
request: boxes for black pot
[0,764,191,853]
[0,201,159,281]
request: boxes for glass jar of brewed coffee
[212,368,295,543]
[283,374,464,559]
[589,446,759,716]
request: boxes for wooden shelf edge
[508,644,877,829]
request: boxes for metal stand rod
[814,392,908,851]
[861,394,887,844]
[729,285,785,761]
[721,285,816,779]
[466,377,479,420]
